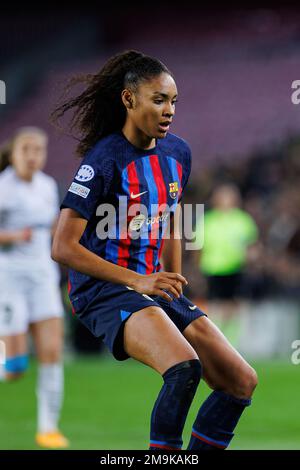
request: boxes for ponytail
[50,49,172,157]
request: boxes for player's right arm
[51,208,187,302]
[0,228,32,245]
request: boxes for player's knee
[38,345,61,363]
[247,367,258,394]
[163,359,202,393]
[233,366,258,399]
[4,355,28,380]
[39,351,61,363]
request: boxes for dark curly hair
[51,50,172,157]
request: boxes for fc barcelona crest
[169,181,179,199]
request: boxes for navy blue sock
[149,359,202,451]
[187,390,251,450]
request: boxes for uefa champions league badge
[75,165,95,182]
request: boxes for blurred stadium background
[1,3,300,450]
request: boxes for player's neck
[14,168,34,182]
[121,123,156,150]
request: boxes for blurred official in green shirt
[195,184,259,343]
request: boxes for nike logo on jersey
[130,191,148,199]
[188,305,197,310]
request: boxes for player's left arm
[51,217,58,238]
[160,203,182,278]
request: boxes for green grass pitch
[0,355,299,450]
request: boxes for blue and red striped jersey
[60,131,191,310]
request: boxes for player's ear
[121,89,134,110]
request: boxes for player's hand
[132,272,188,302]
[15,227,32,243]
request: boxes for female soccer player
[0,127,69,449]
[51,50,258,450]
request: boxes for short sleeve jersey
[61,131,191,304]
[198,208,258,276]
[0,166,59,276]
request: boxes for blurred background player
[195,184,259,344]
[0,127,69,448]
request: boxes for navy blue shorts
[75,282,207,361]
